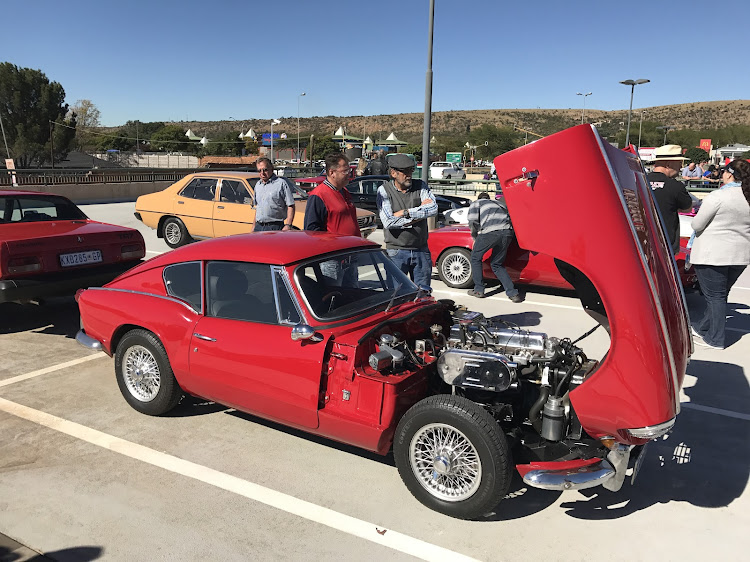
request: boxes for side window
[220,179,252,204]
[273,269,301,325]
[206,261,278,323]
[163,262,202,312]
[347,181,361,194]
[363,181,383,195]
[179,178,218,201]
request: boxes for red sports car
[430,226,698,291]
[0,190,145,303]
[75,125,690,520]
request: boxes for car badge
[77,236,83,243]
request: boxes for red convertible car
[76,125,690,519]
[0,190,145,303]
[430,226,698,291]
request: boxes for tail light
[8,256,42,274]
[623,417,676,440]
[121,244,145,260]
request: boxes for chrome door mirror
[291,324,323,342]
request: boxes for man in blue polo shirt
[252,157,295,232]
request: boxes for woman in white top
[690,159,750,349]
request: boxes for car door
[189,261,326,429]
[213,178,256,237]
[175,177,217,238]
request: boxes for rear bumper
[517,444,633,492]
[76,329,103,351]
[0,261,140,303]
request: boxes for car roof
[139,231,379,269]
[185,171,260,180]
[0,190,71,198]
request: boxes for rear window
[0,196,87,223]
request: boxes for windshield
[295,249,417,320]
[0,195,87,223]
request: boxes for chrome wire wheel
[409,423,482,502]
[441,251,472,287]
[164,221,182,246]
[122,344,161,402]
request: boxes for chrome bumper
[522,444,633,492]
[76,329,103,351]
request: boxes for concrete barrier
[4,181,174,204]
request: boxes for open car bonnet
[495,125,691,438]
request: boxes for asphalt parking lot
[1,201,749,561]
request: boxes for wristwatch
[403,209,410,219]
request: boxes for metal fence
[1,168,191,187]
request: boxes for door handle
[178,201,184,205]
[193,333,217,342]
[217,205,224,209]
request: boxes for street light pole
[638,110,645,149]
[620,79,650,147]
[297,92,305,163]
[576,92,592,124]
[270,118,280,162]
[421,0,435,180]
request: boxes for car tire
[437,248,474,289]
[394,394,511,520]
[115,329,183,416]
[162,217,192,248]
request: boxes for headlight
[624,417,675,440]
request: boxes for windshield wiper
[384,282,403,313]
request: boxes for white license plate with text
[60,250,102,267]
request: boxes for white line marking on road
[681,402,750,421]
[731,286,750,291]
[0,397,478,562]
[146,250,164,255]
[432,289,582,311]
[0,353,107,389]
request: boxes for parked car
[429,161,466,180]
[345,175,470,227]
[0,190,145,303]
[76,125,690,520]
[429,225,698,290]
[134,171,376,247]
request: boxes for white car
[443,206,470,225]
[429,161,466,180]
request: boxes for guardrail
[1,168,191,187]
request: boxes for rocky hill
[116,100,750,143]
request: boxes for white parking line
[431,288,582,311]
[0,353,106,389]
[146,250,164,255]
[0,397,478,562]
[681,402,750,421]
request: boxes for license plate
[630,442,649,485]
[60,250,102,267]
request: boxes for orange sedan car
[135,171,376,248]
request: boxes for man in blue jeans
[467,192,523,302]
[376,154,438,287]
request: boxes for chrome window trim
[593,128,682,414]
[162,260,203,314]
[85,286,200,314]
[271,265,306,325]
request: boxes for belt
[256,220,284,225]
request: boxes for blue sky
[2,0,746,127]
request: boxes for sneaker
[693,337,723,350]
[509,294,525,303]
[690,326,702,338]
[467,289,486,298]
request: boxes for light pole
[421,0,435,180]
[638,110,646,149]
[620,78,649,147]
[297,92,305,163]
[656,125,676,145]
[576,92,592,124]
[270,118,280,162]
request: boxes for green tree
[71,99,101,150]
[0,63,76,167]
[150,124,191,152]
[310,136,341,160]
[468,124,518,160]
[684,147,709,164]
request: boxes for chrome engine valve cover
[436,348,514,391]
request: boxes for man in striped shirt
[466,192,523,302]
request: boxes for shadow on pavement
[0,297,79,338]
[0,544,102,561]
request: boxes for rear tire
[437,248,474,289]
[162,217,192,248]
[114,329,183,415]
[394,395,511,519]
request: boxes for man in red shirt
[304,153,360,236]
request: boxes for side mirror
[291,324,323,342]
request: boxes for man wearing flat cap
[376,153,438,287]
[647,145,693,254]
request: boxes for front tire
[162,217,192,248]
[437,248,474,289]
[394,395,511,519]
[114,329,183,415]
